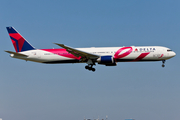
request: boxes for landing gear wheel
[162,60,166,68]
[85,66,89,69]
[88,67,92,70]
[85,65,96,72]
[92,68,95,72]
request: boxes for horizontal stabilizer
[5,50,28,57]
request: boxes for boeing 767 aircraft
[5,27,176,72]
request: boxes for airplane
[5,26,176,72]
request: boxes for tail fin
[6,26,35,52]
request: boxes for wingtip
[4,50,11,53]
[54,43,64,46]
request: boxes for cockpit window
[167,49,172,52]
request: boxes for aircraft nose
[166,51,176,59]
[172,51,176,57]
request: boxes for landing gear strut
[85,59,96,72]
[85,65,96,72]
[162,60,166,67]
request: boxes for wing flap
[54,43,99,59]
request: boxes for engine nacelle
[97,56,117,66]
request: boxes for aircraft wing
[5,50,28,57]
[54,43,99,59]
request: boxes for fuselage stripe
[133,52,150,61]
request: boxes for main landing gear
[85,65,96,72]
[162,60,166,67]
[85,59,96,72]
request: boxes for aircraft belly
[40,54,79,63]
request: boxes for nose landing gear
[162,60,166,67]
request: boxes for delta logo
[136,48,156,51]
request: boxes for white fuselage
[6,26,176,71]
[11,46,176,64]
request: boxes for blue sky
[0,1,180,120]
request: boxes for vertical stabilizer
[6,26,35,52]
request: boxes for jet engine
[97,56,117,66]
